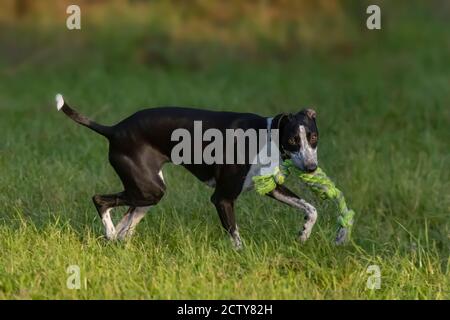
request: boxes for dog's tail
[55,94,112,138]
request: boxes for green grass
[0,6,449,299]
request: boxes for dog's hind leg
[113,177,164,240]
[104,145,167,240]
[93,187,161,241]
[268,185,318,243]
[115,206,151,240]
[92,192,129,240]
[115,206,135,238]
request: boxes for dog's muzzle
[289,126,318,173]
[289,152,318,173]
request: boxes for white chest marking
[242,118,281,192]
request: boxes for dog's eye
[288,137,296,145]
[288,136,300,146]
[310,133,317,143]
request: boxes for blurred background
[0,0,448,72]
[0,0,449,299]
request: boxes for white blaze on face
[299,125,317,164]
[289,125,317,170]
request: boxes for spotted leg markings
[271,189,318,242]
[116,206,150,240]
[102,208,116,240]
[297,199,318,242]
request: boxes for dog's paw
[116,230,128,241]
[231,231,243,250]
[233,240,243,251]
[104,233,117,241]
[335,227,349,245]
[104,228,117,241]
[298,229,311,243]
[116,226,137,241]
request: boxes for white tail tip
[56,94,64,111]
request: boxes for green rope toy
[252,160,355,240]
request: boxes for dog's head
[274,109,319,172]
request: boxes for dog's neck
[270,113,289,160]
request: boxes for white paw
[116,225,136,240]
[105,229,116,241]
[231,230,243,250]
[298,228,311,243]
[116,229,128,240]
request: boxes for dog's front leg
[268,185,318,242]
[211,192,242,250]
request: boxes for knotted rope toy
[252,159,355,244]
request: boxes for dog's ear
[306,108,316,120]
[298,108,317,120]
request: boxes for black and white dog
[56,94,320,248]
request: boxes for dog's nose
[305,164,317,173]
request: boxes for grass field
[0,2,449,299]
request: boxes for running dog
[56,94,319,248]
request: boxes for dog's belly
[180,163,218,188]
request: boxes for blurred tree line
[0,0,448,69]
